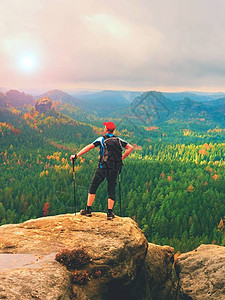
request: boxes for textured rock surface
[0,213,148,299]
[1,214,224,299]
[0,255,72,299]
[175,244,225,300]
[142,243,176,300]
[35,97,52,113]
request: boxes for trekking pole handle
[71,154,77,162]
[71,155,77,170]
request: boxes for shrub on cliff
[55,248,91,270]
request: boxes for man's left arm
[122,143,133,160]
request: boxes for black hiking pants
[88,168,118,201]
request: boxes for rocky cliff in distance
[5,89,34,106]
[35,97,52,113]
[0,213,224,299]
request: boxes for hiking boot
[107,211,115,220]
[80,207,92,217]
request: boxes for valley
[0,89,225,252]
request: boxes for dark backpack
[100,135,123,170]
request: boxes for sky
[1,0,225,94]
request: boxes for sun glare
[19,55,37,72]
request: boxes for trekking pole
[72,157,76,215]
[119,172,122,217]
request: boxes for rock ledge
[0,213,148,299]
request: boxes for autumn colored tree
[43,202,50,217]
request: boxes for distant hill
[171,97,208,113]
[0,93,7,108]
[129,91,171,123]
[38,90,79,105]
[37,90,97,123]
[5,90,34,106]
[0,104,99,148]
[203,96,225,108]
[115,91,225,129]
[0,89,34,108]
[74,90,141,116]
[2,88,225,124]
[163,91,225,102]
[53,102,99,124]
[0,108,47,151]
[111,90,225,125]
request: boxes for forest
[0,99,225,253]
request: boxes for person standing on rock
[70,122,133,220]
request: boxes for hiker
[70,121,133,220]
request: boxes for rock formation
[0,213,149,299]
[175,244,225,299]
[0,213,224,299]
[5,89,33,106]
[35,97,52,113]
[142,243,176,300]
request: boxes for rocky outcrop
[0,213,148,299]
[1,214,224,299]
[142,243,176,300]
[175,244,225,299]
[0,253,72,299]
[5,89,33,106]
[35,97,52,113]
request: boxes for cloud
[1,0,225,91]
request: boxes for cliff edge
[0,213,150,299]
[0,213,224,299]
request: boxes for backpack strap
[117,137,123,151]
